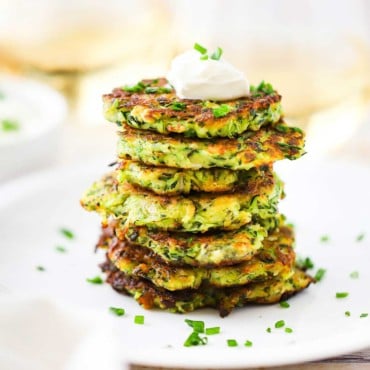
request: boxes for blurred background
[1,0,370,181]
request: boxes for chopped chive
[227,339,238,347]
[356,233,365,242]
[244,340,253,347]
[184,331,208,347]
[210,47,223,61]
[296,256,314,270]
[279,301,290,308]
[200,54,209,60]
[285,327,293,333]
[144,86,172,94]
[169,101,186,111]
[122,81,146,93]
[134,315,144,324]
[250,81,274,95]
[320,235,330,243]
[194,43,207,55]
[1,119,20,132]
[109,307,125,316]
[336,292,349,299]
[212,104,232,118]
[350,271,359,279]
[36,265,45,271]
[266,327,272,333]
[274,320,285,329]
[185,319,204,333]
[55,246,67,253]
[86,276,103,284]
[60,228,74,240]
[314,268,326,282]
[205,326,220,335]
[360,313,368,318]
[345,311,351,317]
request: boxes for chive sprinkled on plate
[185,319,204,333]
[184,331,208,347]
[244,340,253,347]
[60,228,74,240]
[297,256,314,270]
[55,246,67,253]
[360,313,368,318]
[266,327,272,333]
[285,327,293,333]
[36,265,45,271]
[279,301,290,308]
[205,327,220,335]
[109,307,125,316]
[1,119,20,132]
[275,320,285,328]
[336,292,349,299]
[86,276,103,284]
[134,315,144,324]
[314,268,326,282]
[227,339,238,347]
[350,271,359,279]
[345,311,351,317]
[356,233,365,242]
[320,235,330,243]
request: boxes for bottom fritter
[101,261,313,317]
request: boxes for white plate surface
[0,158,369,368]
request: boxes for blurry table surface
[6,116,370,370]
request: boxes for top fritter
[103,78,282,139]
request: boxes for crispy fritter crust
[103,78,282,138]
[117,123,305,170]
[102,261,313,317]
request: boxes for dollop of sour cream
[167,50,249,101]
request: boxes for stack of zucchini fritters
[81,78,312,317]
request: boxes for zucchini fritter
[116,161,273,195]
[102,262,313,317]
[106,224,296,290]
[103,78,282,138]
[117,123,305,170]
[81,172,283,233]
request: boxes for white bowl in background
[0,75,67,182]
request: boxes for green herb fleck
[200,54,208,60]
[350,271,359,279]
[314,268,326,282]
[227,339,238,347]
[275,320,285,329]
[169,101,186,111]
[360,313,368,318]
[345,311,351,317]
[194,43,207,55]
[122,81,146,93]
[266,327,272,333]
[356,233,365,242]
[250,81,274,96]
[134,315,144,324]
[296,256,315,270]
[285,327,293,333]
[55,246,67,253]
[184,331,208,347]
[336,292,349,299]
[205,326,220,335]
[320,235,330,243]
[36,265,45,271]
[60,228,74,240]
[185,319,204,333]
[109,307,125,316]
[1,119,20,132]
[244,340,253,347]
[86,276,103,284]
[279,301,290,308]
[212,104,232,118]
[210,47,223,61]
[144,86,172,94]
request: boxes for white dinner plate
[0,158,369,368]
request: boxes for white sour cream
[167,50,249,101]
